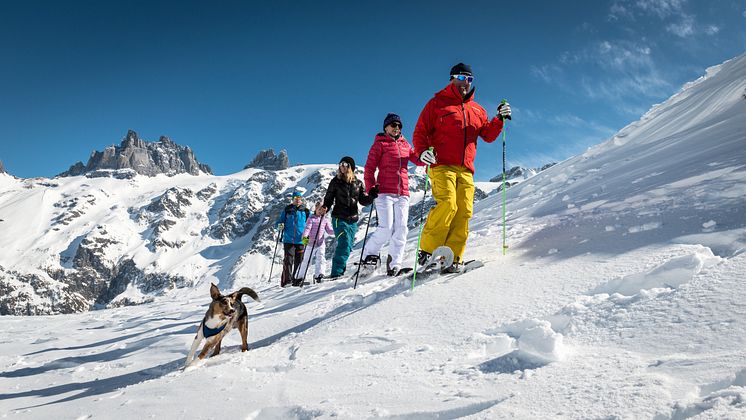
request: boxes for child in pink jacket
[296,201,335,283]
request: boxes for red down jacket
[412,83,504,174]
[363,133,424,196]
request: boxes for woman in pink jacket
[297,201,335,283]
[362,113,425,276]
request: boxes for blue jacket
[276,204,309,244]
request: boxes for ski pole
[267,224,284,283]
[300,213,325,287]
[411,147,434,291]
[353,201,377,289]
[501,99,509,255]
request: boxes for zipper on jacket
[397,138,402,196]
[461,103,468,166]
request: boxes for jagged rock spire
[58,130,213,177]
[244,149,289,171]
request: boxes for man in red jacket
[413,62,512,272]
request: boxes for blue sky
[1,0,745,181]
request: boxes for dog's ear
[210,283,221,300]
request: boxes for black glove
[369,185,379,199]
[498,101,512,121]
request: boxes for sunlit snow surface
[1,53,746,419]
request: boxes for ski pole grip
[500,99,512,121]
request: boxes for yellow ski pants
[420,165,474,260]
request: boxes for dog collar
[202,317,227,338]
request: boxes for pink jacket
[302,214,334,245]
[364,133,424,196]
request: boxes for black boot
[386,255,397,276]
[362,254,380,266]
[417,250,431,267]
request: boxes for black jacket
[323,176,374,222]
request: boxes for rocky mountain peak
[58,130,213,178]
[244,149,289,171]
[0,159,5,174]
[158,135,175,146]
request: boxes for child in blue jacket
[276,191,309,287]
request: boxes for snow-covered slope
[1,53,745,418]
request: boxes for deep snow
[1,53,746,419]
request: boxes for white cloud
[498,108,622,172]
[580,73,670,106]
[609,0,725,39]
[530,64,561,84]
[596,41,653,71]
[610,0,687,20]
[666,15,695,37]
[532,40,672,110]
[743,10,746,18]
[609,1,633,20]
[704,25,719,35]
[634,0,686,19]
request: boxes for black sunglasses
[388,122,402,129]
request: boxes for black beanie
[339,156,356,171]
[383,113,402,130]
[450,62,473,76]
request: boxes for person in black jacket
[321,156,378,278]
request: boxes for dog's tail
[235,287,260,302]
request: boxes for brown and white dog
[185,283,260,367]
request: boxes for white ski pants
[362,194,410,269]
[296,239,327,279]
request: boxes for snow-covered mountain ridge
[0,150,515,315]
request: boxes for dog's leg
[213,337,222,356]
[185,327,204,367]
[239,317,249,352]
[198,337,216,360]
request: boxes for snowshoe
[355,254,381,267]
[353,254,380,279]
[417,246,454,273]
[395,267,413,276]
[363,254,380,266]
[326,274,344,281]
[442,259,485,275]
